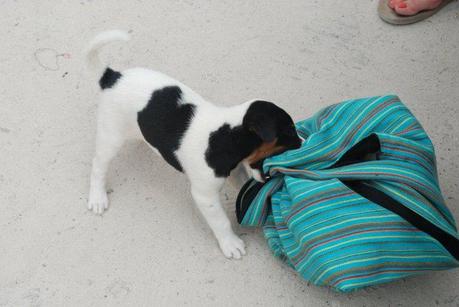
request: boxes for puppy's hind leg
[88,105,127,214]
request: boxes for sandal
[378,0,454,25]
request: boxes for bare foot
[388,0,443,16]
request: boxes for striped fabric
[237,95,459,292]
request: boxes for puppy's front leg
[191,183,246,259]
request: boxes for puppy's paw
[87,190,109,215]
[218,235,246,259]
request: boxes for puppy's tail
[84,30,130,72]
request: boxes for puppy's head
[242,100,302,181]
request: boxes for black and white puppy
[85,31,302,259]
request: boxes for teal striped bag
[236,95,459,292]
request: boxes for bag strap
[334,134,459,259]
[343,180,459,260]
[236,179,265,224]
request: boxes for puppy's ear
[248,118,276,142]
[243,100,279,142]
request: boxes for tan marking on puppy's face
[246,139,286,166]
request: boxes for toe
[232,250,242,260]
[389,0,404,9]
[221,245,232,258]
[394,0,442,16]
[394,3,418,16]
[92,203,103,215]
[235,239,246,255]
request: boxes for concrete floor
[1,0,459,306]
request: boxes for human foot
[388,0,443,16]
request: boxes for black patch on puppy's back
[137,86,195,172]
[99,67,122,89]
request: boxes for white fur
[84,30,130,71]
[85,31,254,259]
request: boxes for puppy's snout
[251,168,266,183]
[292,136,302,149]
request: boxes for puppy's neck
[218,100,252,126]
